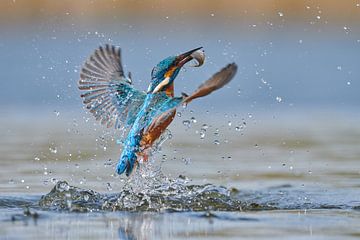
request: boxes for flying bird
[78,44,237,176]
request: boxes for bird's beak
[176,47,205,68]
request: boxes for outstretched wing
[183,63,237,104]
[78,44,146,129]
[141,63,237,146]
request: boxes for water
[1,111,360,239]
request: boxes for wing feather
[183,63,237,104]
[78,44,146,129]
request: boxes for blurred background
[0,0,359,193]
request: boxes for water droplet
[316,15,320,19]
[276,96,282,102]
[210,13,215,17]
[51,178,58,184]
[337,66,342,71]
[58,181,70,192]
[49,147,57,154]
[54,110,60,117]
[34,157,40,161]
[182,157,191,165]
[182,120,191,127]
[228,121,232,126]
[104,159,113,167]
[200,131,206,139]
[8,179,14,184]
[347,81,351,85]
[83,194,89,201]
[278,12,284,17]
[66,199,72,209]
[106,182,113,191]
[177,112,182,117]
[190,117,197,123]
[235,126,241,131]
[213,140,220,145]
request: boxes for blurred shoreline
[1,1,360,25]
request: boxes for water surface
[1,111,360,239]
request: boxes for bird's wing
[78,44,146,129]
[182,63,237,104]
[142,63,237,138]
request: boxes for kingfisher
[78,44,237,176]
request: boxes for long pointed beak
[176,47,204,67]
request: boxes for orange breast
[139,81,176,161]
[140,109,176,152]
[164,82,174,97]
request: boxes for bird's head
[147,47,205,94]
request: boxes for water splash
[39,179,252,212]
[38,179,360,213]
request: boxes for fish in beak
[175,47,205,68]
